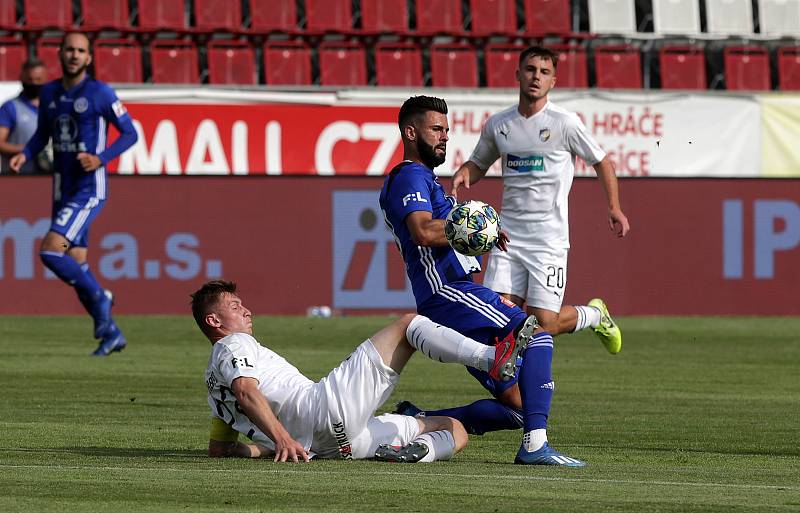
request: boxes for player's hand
[273,436,310,463]
[451,167,470,197]
[608,208,630,238]
[9,153,26,173]
[77,152,102,172]
[495,230,510,251]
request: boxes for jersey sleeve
[468,117,501,172]
[96,84,138,165]
[22,90,51,160]
[0,101,16,129]
[215,333,262,386]
[564,113,606,166]
[386,170,434,219]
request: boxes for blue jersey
[0,94,39,173]
[379,161,482,305]
[23,76,137,201]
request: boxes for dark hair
[22,58,45,71]
[60,32,92,53]
[190,280,238,332]
[398,95,448,129]
[518,46,558,70]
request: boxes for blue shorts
[49,197,105,248]
[418,281,528,396]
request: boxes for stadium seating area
[0,0,799,89]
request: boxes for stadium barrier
[2,176,798,315]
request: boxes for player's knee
[450,418,469,452]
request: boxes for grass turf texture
[1,316,798,513]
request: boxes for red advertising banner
[1,176,799,315]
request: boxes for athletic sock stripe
[437,287,507,327]
[441,285,510,326]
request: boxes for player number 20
[546,266,564,289]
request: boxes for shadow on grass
[4,447,206,458]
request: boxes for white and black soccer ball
[444,200,500,256]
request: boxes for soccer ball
[444,200,500,256]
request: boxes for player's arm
[230,376,310,463]
[10,101,50,173]
[592,157,630,238]
[208,417,269,458]
[0,126,24,155]
[78,88,138,172]
[451,119,499,197]
[405,211,449,247]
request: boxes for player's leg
[351,414,466,462]
[369,314,520,380]
[523,247,621,352]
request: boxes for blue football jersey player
[379,95,587,466]
[11,32,138,357]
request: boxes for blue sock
[421,399,523,435]
[518,332,555,432]
[40,252,103,306]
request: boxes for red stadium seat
[485,44,523,88]
[594,45,642,89]
[318,41,367,86]
[724,45,771,91]
[551,44,588,88]
[249,0,297,32]
[361,0,409,32]
[35,38,62,78]
[0,38,27,81]
[374,42,422,86]
[149,40,199,84]
[659,45,706,90]
[24,0,72,29]
[195,0,241,31]
[207,40,256,85]
[524,0,571,36]
[93,39,142,83]
[263,41,311,85]
[137,0,186,31]
[430,43,478,88]
[777,46,800,91]
[469,0,517,36]
[0,2,17,29]
[305,0,353,33]
[81,0,130,30]
[415,0,463,35]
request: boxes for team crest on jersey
[539,128,551,142]
[74,97,88,113]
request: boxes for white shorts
[313,340,420,459]
[483,245,569,313]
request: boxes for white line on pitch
[0,464,795,491]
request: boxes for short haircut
[60,32,92,53]
[398,95,448,129]
[190,280,238,332]
[518,46,558,70]
[22,58,45,71]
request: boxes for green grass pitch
[1,315,798,512]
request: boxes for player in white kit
[451,46,630,354]
[193,280,523,463]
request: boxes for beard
[417,139,446,169]
[61,60,90,79]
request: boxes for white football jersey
[205,332,324,454]
[469,101,606,248]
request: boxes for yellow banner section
[761,95,800,177]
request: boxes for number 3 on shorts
[55,207,74,226]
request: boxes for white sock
[522,429,548,452]
[406,315,493,371]
[573,305,602,332]
[413,430,455,462]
